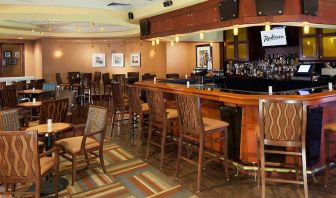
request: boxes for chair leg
[325,131,330,188]
[146,125,153,160]
[160,127,168,170]
[72,155,77,185]
[85,153,90,166]
[54,162,59,197]
[222,128,230,181]
[196,139,205,192]
[301,148,309,198]
[136,122,143,154]
[261,147,266,198]
[99,148,107,173]
[35,178,41,198]
[175,134,183,179]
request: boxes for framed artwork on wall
[92,53,106,67]
[112,53,124,67]
[14,52,20,58]
[196,44,213,69]
[8,58,17,65]
[130,52,141,67]
[4,51,11,58]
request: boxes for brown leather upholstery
[0,131,59,197]
[55,136,100,154]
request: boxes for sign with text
[260,28,287,47]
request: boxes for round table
[17,101,42,108]
[25,122,73,196]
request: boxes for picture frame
[92,53,106,67]
[196,44,213,69]
[4,51,11,58]
[8,58,17,65]
[14,52,20,58]
[112,53,124,67]
[130,52,141,67]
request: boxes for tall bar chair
[80,73,93,104]
[126,85,149,152]
[324,121,336,187]
[91,71,102,101]
[110,83,126,138]
[175,93,230,192]
[102,73,112,101]
[145,89,178,170]
[257,99,308,198]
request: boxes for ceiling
[0,0,206,39]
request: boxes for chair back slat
[39,99,69,124]
[0,88,18,108]
[126,85,142,116]
[259,99,307,144]
[56,90,76,109]
[146,89,166,125]
[110,83,124,110]
[84,106,108,143]
[175,94,204,135]
[0,131,39,179]
[102,73,111,86]
[93,72,101,83]
[0,109,20,131]
[56,73,62,84]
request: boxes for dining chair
[125,85,149,152]
[27,98,69,127]
[56,73,63,84]
[0,131,59,198]
[175,93,230,192]
[0,109,20,131]
[55,90,77,123]
[257,99,308,198]
[145,88,178,170]
[110,82,126,137]
[91,71,101,101]
[102,73,111,98]
[55,105,108,185]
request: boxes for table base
[29,177,68,196]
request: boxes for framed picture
[8,58,17,65]
[2,59,7,66]
[130,52,141,67]
[4,51,11,58]
[92,53,106,67]
[112,53,124,67]
[14,52,20,58]
[196,44,213,69]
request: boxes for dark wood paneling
[190,3,219,28]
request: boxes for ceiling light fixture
[175,35,180,43]
[32,29,35,32]
[265,23,271,31]
[303,22,310,34]
[40,32,44,35]
[155,38,160,45]
[77,28,81,32]
[48,27,52,31]
[152,40,155,46]
[100,27,104,31]
[233,26,239,36]
[210,41,213,47]
[18,38,23,40]
[200,31,204,40]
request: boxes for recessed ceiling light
[100,27,104,31]
[77,28,81,32]
[48,27,52,31]
[32,29,35,32]
[18,38,23,40]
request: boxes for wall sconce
[170,41,174,46]
[152,40,155,46]
[304,26,310,34]
[265,23,271,31]
[210,41,213,47]
[155,38,160,45]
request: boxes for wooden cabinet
[300,28,336,61]
[224,28,248,61]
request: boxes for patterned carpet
[53,143,197,198]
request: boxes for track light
[233,27,239,36]
[175,35,180,43]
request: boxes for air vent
[107,2,132,6]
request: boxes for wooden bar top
[136,81,336,106]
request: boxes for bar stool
[257,99,308,198]
[91,71,101,101]
[145,89,178,170]
[110,83,126,138]
[175,93,230,192]
[324,122,336,187]
[126,85,149,152]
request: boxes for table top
[18,89,52,94]
[17,101,42,108]
[25,122,73,134]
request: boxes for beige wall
[40,38,166,82]
[166,42,221,77]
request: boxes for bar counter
[136,80,336,170]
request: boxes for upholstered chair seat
[55,136,100,154]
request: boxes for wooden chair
[0,88,18,109]
[257,99,308,198]
[0,131,59,198]
[323,120,336,187]
[55,90,77,123]
[125,85,149,152]
[145,89,178,170]
[175,93,230,192]
[55,105,108,185]
[80,73,93,104]
[15,80,27,91]
[0,109,20,131]
[110,83,126,137]
[166,73,180,79]
[35,79,45,89]
[102,73,111,98]
[91,72,101,100]
[28,98,69,127]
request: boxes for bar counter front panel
[136,80,336,169]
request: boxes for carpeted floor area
[52,142,197,198]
